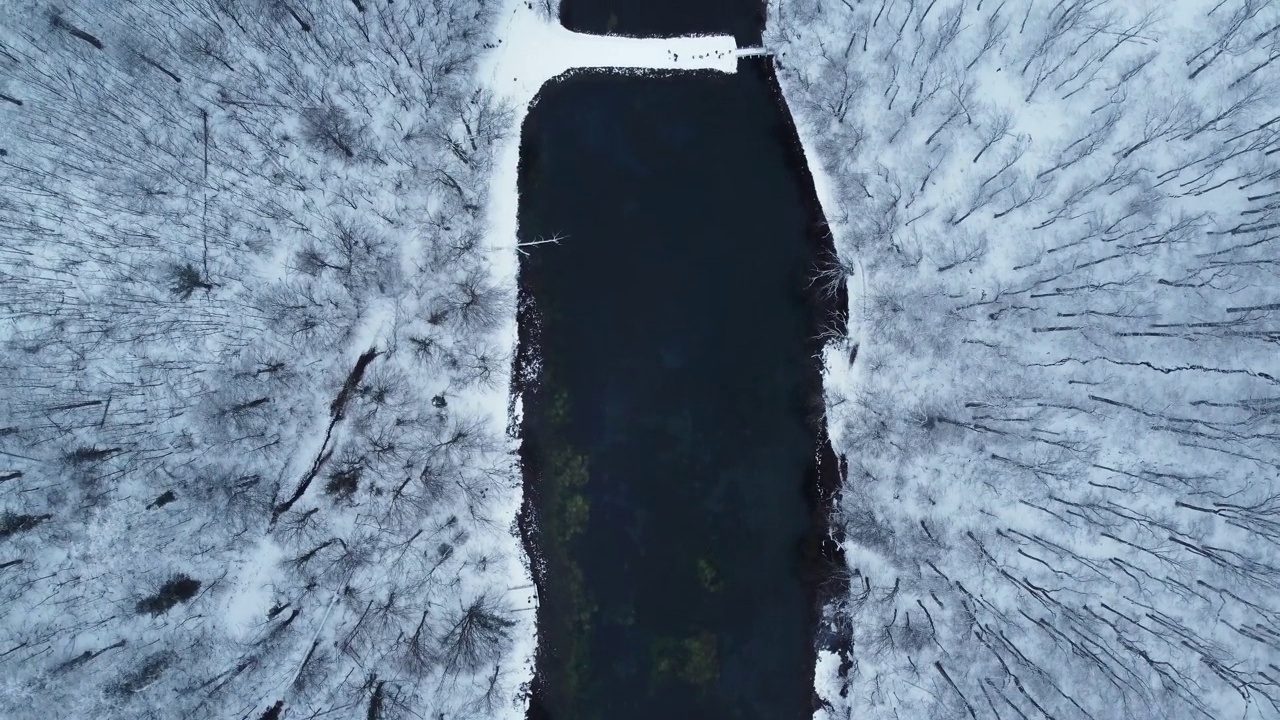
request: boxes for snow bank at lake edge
[763,57,864,720]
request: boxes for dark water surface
[560,0,767,45]
[514,6,845,720]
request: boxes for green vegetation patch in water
[650,630,719,688]
[695,556,722,593]
[533,387,597,716]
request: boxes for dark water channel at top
[560,0,767,45]
[514,4,847,720]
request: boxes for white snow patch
[223,538,284,642]
[478,1,739,107]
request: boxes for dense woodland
[772,0,1280,717]
[9,0,1279,718]
[0,1,531,718]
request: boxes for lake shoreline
[757,57,854,713]
[512,57,851,720]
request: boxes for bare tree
[438,595,515,676]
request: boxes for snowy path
[479,3,741,106]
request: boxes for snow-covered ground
[1,1,528,717]
[481,1,738,100]
[770,0,1280,717]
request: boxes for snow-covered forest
[771,0,1280,717]
[0,1,535,718]
[9,0,1279,716]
